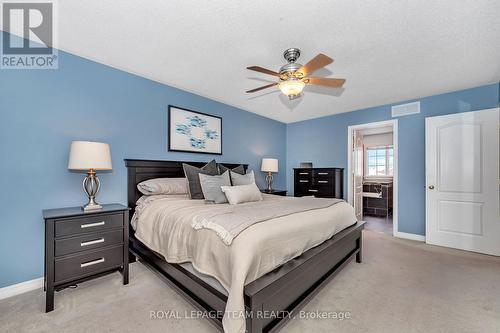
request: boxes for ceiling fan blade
[306,77,345,88]
[297,54,333,77]
[246,82,278,93]
[247,66,281,77]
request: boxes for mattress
[132,193,357,333]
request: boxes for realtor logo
[1,1,58,69]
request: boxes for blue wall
[0,42,286,288]
[286,83,499,236]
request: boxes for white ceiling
[7,1,500,123]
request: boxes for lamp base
[82,169,102,212]
[82,203,103,211]
[266,172,274,191]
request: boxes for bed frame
[125,159,364,333]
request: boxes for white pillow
[221,183,262,205]
[137,177,188,195]
[230,170,256,186]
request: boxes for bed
[125,159,364,333]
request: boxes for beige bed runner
[191,197,343,245]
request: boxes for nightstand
[42,204,130,312]
[260,189,287,196]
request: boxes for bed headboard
[125,159,248,219]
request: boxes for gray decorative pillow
[199,171,231,204]
[231,170,256,186]
[183,160,219,199]
[218,164,245,175]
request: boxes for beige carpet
[1,230,499,333]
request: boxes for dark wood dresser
[42,204,130,312]
[294,168,344,199]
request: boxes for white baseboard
[0,277,43,301]
[394,231,426,242]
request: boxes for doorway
[348,120,398,236]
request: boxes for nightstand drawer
[55,229,124,256]
[55,213,123,237]
[54,245,124,283]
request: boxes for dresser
[294,168,344,199]
[42,204,130,312]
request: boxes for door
[353,130,364,221]
[426,107,499,256]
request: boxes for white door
[426,107,500,256]
[353,130,364,221]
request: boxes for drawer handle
[81,238,105,247]
[308,189,319,192]
[80,258,105,268]
[81,221,105,229]
[299,172,309,175]
[299,180,309,183]
[317,180,329,183]
[317,172,329,175]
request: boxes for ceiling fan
[246,48,345,100]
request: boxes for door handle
[428,185,435,190]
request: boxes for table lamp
[68,141,112,211]
[261,158,278,191]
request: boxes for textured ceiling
[5,0,500,123]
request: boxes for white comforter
[133,194,357,333]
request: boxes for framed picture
[168,105,222,155]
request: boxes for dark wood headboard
[124,159,248,222]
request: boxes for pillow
[137,177,188,195]
[198,171,231,204]
[218,164,245,175]
[183,160,219,199]
[221,183,262,205]
[231,170,256,186]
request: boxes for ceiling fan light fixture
[246,49,345,100]
[278,79,305,100]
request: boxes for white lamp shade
[261,158,278,173]
[68,141,112,171]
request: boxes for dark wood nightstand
[260,189,287,196]
[42,203,130,312]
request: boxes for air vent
[391,101,420,117]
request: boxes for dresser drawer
[55,229,124,257]
[55,213,123,237]
[296,170,312,177]
[54,245,124,283]
[313,169,335,179]
[314,178,332,186]
[296,178,312,186]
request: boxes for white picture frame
[168,105,222,155]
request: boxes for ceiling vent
[391,101,420,117]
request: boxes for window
[366,146,393,177]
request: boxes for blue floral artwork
[187,115,207,128]
[169,107,222,154]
